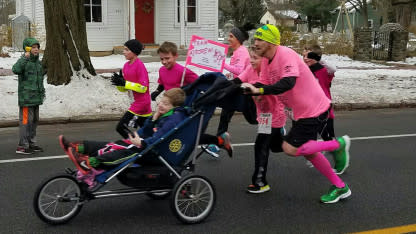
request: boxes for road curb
[1,103,415,128]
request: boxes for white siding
[86,0,129,51]
[156,0,218,46]
[15,0,218,52]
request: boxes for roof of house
[267,9,299,20]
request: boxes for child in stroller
[60,87,232,187]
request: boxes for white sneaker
[202,144,220,158]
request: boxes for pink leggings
[296,140,344,188]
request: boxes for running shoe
[202,144,220,158]
[333,135,351,175]
[67,147,91,175]
[16,146,34,155]
[29,145,43,152]
[219,132,233,157]
[246,184,271,194]
[320,184,351,203]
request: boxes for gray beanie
[230,27,247,44]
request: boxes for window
[368,19,373,29]
[84,0,102,23]
[177,0,198,23]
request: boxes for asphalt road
[1,108,416,234]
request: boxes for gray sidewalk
[1,102,415,128]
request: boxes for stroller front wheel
[33,173,84,224]
[171,174,216,224]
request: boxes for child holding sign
[151,41,198,101]
[237,48,286,193]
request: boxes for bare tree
[219,0,266,26]
[43,0,95,85]
[0,0,15,25]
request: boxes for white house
[260,10,299,27]
[15,0,219,52]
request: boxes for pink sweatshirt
[239,66,286,128]
[312,65,335,119]
[158,63,198,90]
[223,45,250,77]
[122,59,152,116]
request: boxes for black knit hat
[124,39,143,55]
[307,51,322,62]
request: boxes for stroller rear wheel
[171,174,216,224]
[33,173,84,224]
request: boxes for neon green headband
[254,24,280,45]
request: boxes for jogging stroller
[33,72,240,225]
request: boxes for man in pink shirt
[242,24,351,204]
[151,41,198,101]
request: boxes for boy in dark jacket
[59,88,188,175]
[12,37,45,154]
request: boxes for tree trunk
[362,0,369,28]
[43,0,96,85]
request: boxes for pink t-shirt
[260,46,330,120]
[122,59,152,115]
[224,45,250,77]
[239,66,286,128]
[313,66,335,119]
[158,63,198,90]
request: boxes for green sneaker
[333,135,350,175]
[320,184,351,203]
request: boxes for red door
[135,0,154,44]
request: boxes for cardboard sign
[186,35,229,72]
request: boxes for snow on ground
[1,51,416,122]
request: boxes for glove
[111,69,125,86]
[151,90,161,101]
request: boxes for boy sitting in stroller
[60,88,232,186]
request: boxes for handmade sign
[185,35,229,72]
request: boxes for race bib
[257,113,272,134]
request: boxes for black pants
[116,111,148,139]
[216,109,235,135]
[199,134,219,145]
[252,128,284,187]
[83,140,159,168]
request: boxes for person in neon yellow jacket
[111,39,152,138]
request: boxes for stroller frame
[33,106,217,225]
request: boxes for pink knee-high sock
[296,139,340,156]
[307,152,345,188]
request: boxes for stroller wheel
[146,191,171,200]
[171,174,216,224]
[33,173,84,224]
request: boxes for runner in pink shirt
[238,49,286,193]
[151,42,198,101]
[111,39,152,139]
[242,25,351,203]
[216,26,252,137]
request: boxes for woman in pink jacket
[216,26,252,137]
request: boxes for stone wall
[391,31,409,61]
[353,28,372,61]
[354,26,409,61]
